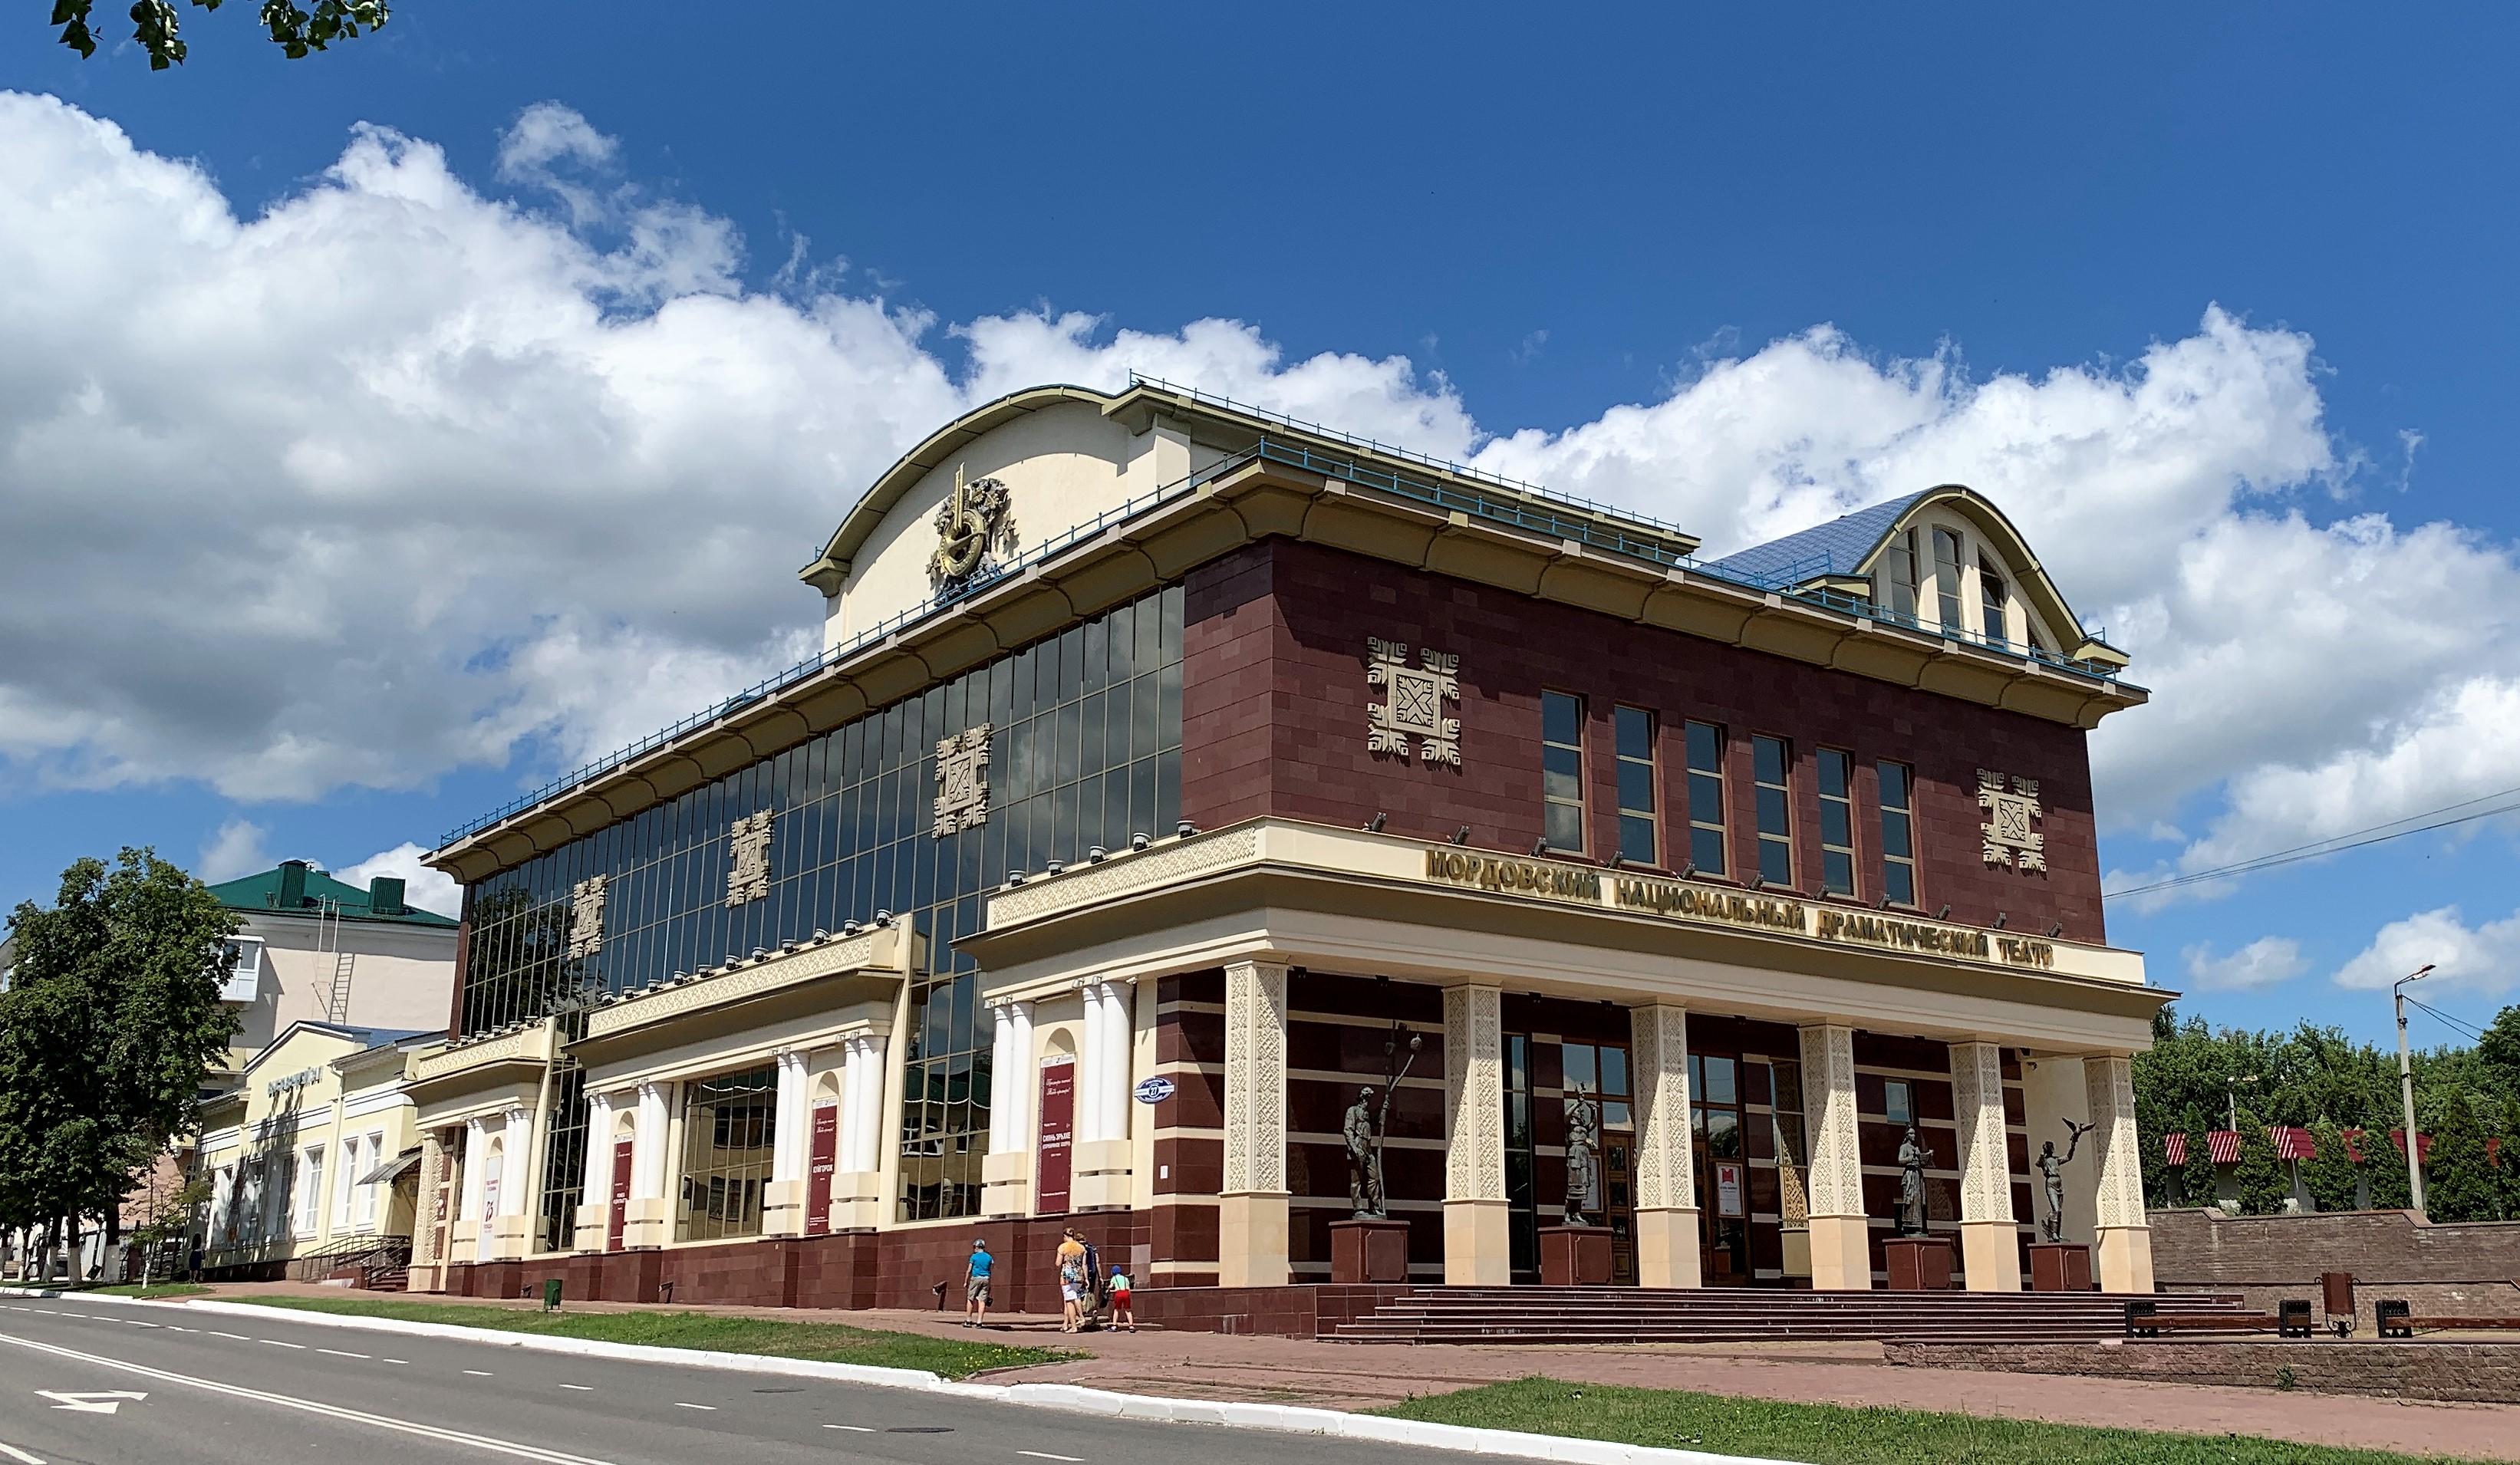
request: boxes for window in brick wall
[1615,706,1658,865]
[1541,690,1586,854]
[1752,735,1794,886]
[1932,527,1966,631]
[1817,748,1856,897]
[1685,721,1727,876]
[1878,760,1917,907]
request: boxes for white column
[1800,1023,1872,1290]
[499,1107,534,1217]
[1220,958,1290,1287]
[772,1051,809,1184]
[2085,1053,2154,1293]
[841,1035,885,1175]
[459,1118,488,1229]
[633,1082,670,1200]
[1075,979,1137,1209]
[581,1091,614,1203]
[1442,984,1508,1285]
[1630,1002,1701,1287]
[1950,1041,2021,1292]
[981,999,1037,1216]
[1078,983,1109,1145]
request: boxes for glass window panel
[1884,1079,1912,1124]
[1619,815,1656,865]
[1541,690,1583,748]
[1690,825,1728,877]
[1701,1055,1737,1105]
[1563,1044,1597,1092]
[1618,759,1655,815]
[1614,705,1652,761]
[1540,691,1586,854]
[1599,1047,1628,1098]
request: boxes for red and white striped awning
[2271,1126,2315,1160]
[2163,1131,2187,1166]
[2206,1130,2242,1164]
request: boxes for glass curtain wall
[455,586,1186,1226]
[678,1068,777,1241]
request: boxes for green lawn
[229,1295,1071,1380]
[91,1282,211,1299]
[1379,1378,2470,1465]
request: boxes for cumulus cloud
[2182,936,2309,993]
[5,88,2517,927]
[196,818,270,883]
[2334,905,2520,997]
[332,842,463,917]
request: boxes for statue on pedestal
[2037,1119,2096,1243]
[1346,1022,1422,1220]
[1896,1122,1934,1236]
[1563,1081,1602,1227]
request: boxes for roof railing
[438,430,2123,848]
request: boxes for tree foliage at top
[2228,1106,2290,1216]
[2301,1116,2360,1213]
[50,0,386,71]
[2423,1089,2501,1223]
[0,849,239,1243]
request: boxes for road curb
[0,1289,1805,1465]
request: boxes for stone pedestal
[1539,1225,1615,1286]
[1883,1235,1954,1292]
[1329,1218,1412,1283]
[2028,1241,2092,1293]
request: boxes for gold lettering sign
[1423,849,1601,904]
[1611,875,1806,934]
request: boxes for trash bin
[542,1278,563,1313]
[2278,1299,2311,1338]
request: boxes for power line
[2403,993,2489,1045]
[2105,781,2520,900]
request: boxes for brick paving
[189,1282,2520,1460]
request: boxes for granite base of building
[1888,1338,2520,1404]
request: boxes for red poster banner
[1036,1056,1076,1214]
[805,1101,838,1235]
[607,1138,634,1251]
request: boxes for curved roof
[797,384,1117,594]
[1705,485,2125,667]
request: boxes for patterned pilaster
[1948,1042,2010,1224]
[1629,1003,1695,1213]
[1221,960,1289,1195]
[413,1131,446,1269]
[1798,1025,1863,1218]
[2085,1054,2145,1230]
[1441,986,1506,1201]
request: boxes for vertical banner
[806,1101,839,1235]
[607,1138,634,1251]
[1036,1055,1077,1214]
[1715,1161,1744,1219]
[480,1176,499,1253]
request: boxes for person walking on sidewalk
[964,1239,993,1327]
[1055,1228,1088,1333]
[1108,1265,1135,1332]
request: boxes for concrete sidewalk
[193,1282,2520,1460]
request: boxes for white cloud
[5,88,2517,914]
[332,842,463,917]
[2182,936,2309,993]
[2333,905,2520,997]
[196,818,269,883]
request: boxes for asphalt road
[0,1299,1454,1465]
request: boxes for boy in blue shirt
[964,1239,993,1327]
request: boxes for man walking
[964,1238,993,1327]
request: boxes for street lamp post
[2225,1074,2259,1133]
[2395,964,2437,1215]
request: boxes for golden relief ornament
[928,463,1013,588]
[1365,636,1462,765]
[1978,769,2047,872]
[565,874,607,960]
[932,723,994,838]
[724,811,775,907]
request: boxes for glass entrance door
[1691,1052,1749,1284]
[1562,1041,1636,1283]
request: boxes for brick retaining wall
[2153,1207,2520,1286]
[1889,1339,2520,1404]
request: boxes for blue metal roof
[1703,490,1930,588]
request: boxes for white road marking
[672,1402,715,1411]
[317,1348,371,1359]
[36,1390,146,1414]
[1019,1453,1085,1462]
[384,1358,410,1365]
[823,1424,874,1432]
[122,1320,160,1328]
[0,1437,44,1463]
[0,1332,621,1464]
[260,1339,307,1350]
[209,1331,250,1341]
[558,1384,594,1391]
[464,1369,496,1376]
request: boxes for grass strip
[1377,1377,2469,1465]
[92,1282,211,1298]
[229,1295,1070,1380]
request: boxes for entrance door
[805,1101,838,1235]
[606,1137,633,1250]
[1691,1053,1749,1283]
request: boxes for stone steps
[1330,1287,2246,1345]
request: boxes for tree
[50,0,387,71]
[0,849,239,1259]
[2230,1107,2288,1216]
[2179,1105,2220,1209]
[2480,1006,2520,1078]
[2302,1117,2360,1212]
[2423,1090,2499,1223]
[2367,1126,2414,1210]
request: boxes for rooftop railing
[440,430,2123,848]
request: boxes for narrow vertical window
[1884,1078,1915,1126]
[1932,527,1965,631]
[1882,529,1919,619]
[1878,760,1917,907]
[1978,555,2009,645]
[1615,706,1658,864]
[1752,735,1794,886]
[1817,749,1856,897]
[1685,720,1728,876]
[1541,690,1586,854]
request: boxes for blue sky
[4,4,2515,1049]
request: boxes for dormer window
[1881,531,1919,618]
[1931,528,1965,631]
[1978,556,2009,645]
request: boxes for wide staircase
[284,1234,412,1292]
[1330,1286,2250,1345]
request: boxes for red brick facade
[1182,538,2107,943]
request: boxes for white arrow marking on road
[35,1390,147,1414]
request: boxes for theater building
[405,381,2166,1312]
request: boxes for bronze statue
[1346,1023,1421,1219]
[2037,1118,2096,1243]
[1896,1122,1934,1236]
[1563,1080,1603,1226]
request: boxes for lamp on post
[2396,964,2437,1214]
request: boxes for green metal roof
[207,861,457,927]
